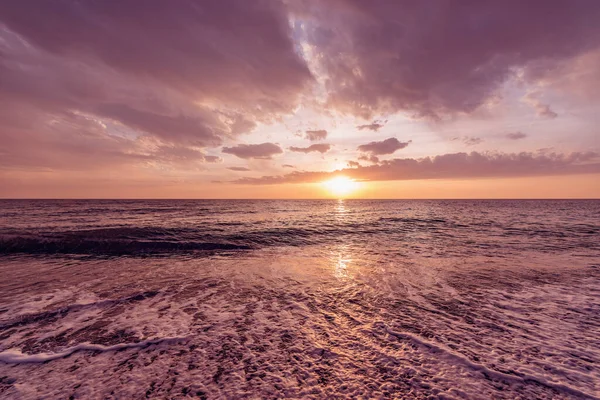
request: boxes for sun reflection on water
[333,245,352,279]
[331,200,351,278]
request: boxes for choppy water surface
[0,200,599,399]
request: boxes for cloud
[94,103,223,146]
[358,154,380,164]
[357,122,385,131]
[222,143,283,159]
[0,0,312,171]
[452,136,484,146]
[296,0,600,118]
[152,145,222,165]
[0,1,311,114]
[523,92,558,119]
[506,132,527,140]
[357,138,410,155]
[305,129,328,141]
[347,160,361,168]
[2,0,599,192]
[282,164,297,168]
[289,144,332,154]
[228,167,251,172]
[232,151,600,184]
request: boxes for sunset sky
[0,0,599,198]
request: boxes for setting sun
[322,176,360,197]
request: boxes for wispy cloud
[452,136,484,146]
[222,143,283,159]
[228,166,251,172]
[289,144,332,154]
[506,132,528,140]
[357,121,386,132]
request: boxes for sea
[0,199,599,399]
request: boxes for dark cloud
[228,167,251,172]
[297,0,600,118]
[357,138,410,155]
[0,0,312,171]
[357,122,385,132]
[289,144,332,153]
[506,132,527,140]
[233,151,600,184]
[347,160,361,168]
[305,129,328,141]
[282,164,297,168]
[222,143,283,159]
[0,0,311,114]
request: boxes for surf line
[0,336,191,364]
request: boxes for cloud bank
[233,151,600,184]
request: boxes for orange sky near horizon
[2,171,598,199]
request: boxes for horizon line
[1,198,598,201]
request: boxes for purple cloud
[305,130,328,141]
[222,143,283,159]
[0,0,311,113]
[289,144,332,154]
[296,0,600,118]
[0,0,312,172]
[357,138,410,155]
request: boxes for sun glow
[322,176,360,197]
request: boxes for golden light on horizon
[322,176,360,198]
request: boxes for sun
[322,176,360,197]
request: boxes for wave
[0,226,253,255]
[0,226,321,256]
[1,211,597,256]
[0,336,190,364]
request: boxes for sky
[0,0,599,198]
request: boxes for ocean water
[0,199,599,399]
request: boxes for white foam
[384,325,600,400]
[0,336,190,364]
